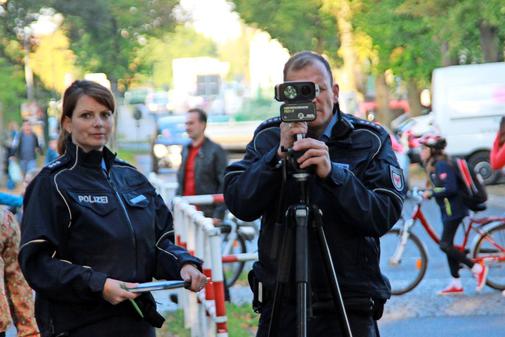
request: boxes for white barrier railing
[148,173,259,337]
[173,197,228,337]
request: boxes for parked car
[151,115,188,173]
[146,91,171,115]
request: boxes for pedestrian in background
[0,208,39,337]
[490,116,505,170]
[43,139,58,165]
[176,108,228,224]
[3,122,19,190]
[13,122,42,178]
[419,134,488,295]
[19,80,207,337]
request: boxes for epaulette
[346,114,385,134]
[254,116,281,136]
[43,156,70,172]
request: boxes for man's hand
[102,278,140,305]
[278,122,308,158]
[180,264,208,292]
[293,138,331,178]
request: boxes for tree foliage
[230,0,339,61]
[136,24,217,89]
[47,0,180,92]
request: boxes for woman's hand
[102,278,140,305]
[180,264,207,292]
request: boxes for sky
[178,0,242,44]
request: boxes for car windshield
[152,93,169,104]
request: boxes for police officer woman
[19,80,207,337]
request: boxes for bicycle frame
[401,188,505,263]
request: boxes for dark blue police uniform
[19,140,202,337]
[224,112,406,337]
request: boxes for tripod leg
[312,206,353,337]
[267,208,295,337]
[294,205,310,337]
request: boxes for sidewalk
[487,184,505,208]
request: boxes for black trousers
[440,217,474,278]
[53,315,155,337]
[256,302,381,337]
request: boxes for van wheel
[467,151,499,185]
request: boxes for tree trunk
[479,21,501,62]
[334,0,359,93]
[440,41,453,66]
[375,73,392,126]
[406,78,423,117]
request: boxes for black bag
[453,158,488,211]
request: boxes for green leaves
[231,0,339,57]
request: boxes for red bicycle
[380,187,505,295]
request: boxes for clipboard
[124,280,190,293]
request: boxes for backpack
[453,158,488,211]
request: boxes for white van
[431,62,505,184]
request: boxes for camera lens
[301,85,312,97]
[283,85,298,100]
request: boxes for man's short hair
[283,51,333,85]
[187,108,207,124]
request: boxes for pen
[120,283,144,318]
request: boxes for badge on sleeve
[390,165,405,192]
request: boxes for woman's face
[63,95,113,152]
[420,145,431,163]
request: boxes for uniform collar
[320,113,339,142]
[65,138,116,171]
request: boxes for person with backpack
[490,116,505,170]
[419,134,488,295]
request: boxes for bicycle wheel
[472,222,505,290]
[222,232,247,287]
[380,229,428,295]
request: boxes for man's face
[285,61,339,137]
[185,111,206,140]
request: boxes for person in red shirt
[490,116,505,170]
[177,108,228,225]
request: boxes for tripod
[267,148,353,337]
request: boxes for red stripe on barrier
[203,269,214,300]
[222,255,239,263]
[175,235,181,246]
[189,249,195,256]
[213,281,228,334]
[213,194,224,204]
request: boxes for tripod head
[283,133,314,203]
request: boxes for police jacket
[176,137,228,219]
[224,113,405,301]
[429,159,468,222]
[19,140,201,335]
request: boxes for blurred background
[0,0,504,182]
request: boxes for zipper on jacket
[103,170,138,274]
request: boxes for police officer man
[223,51,406,337]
